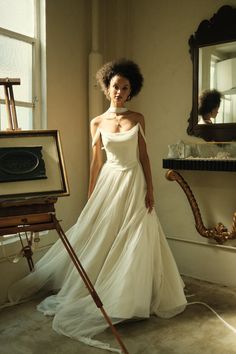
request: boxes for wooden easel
[0,78,20,130]
[0,79,129,354]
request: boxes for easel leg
[52,215,129,354]
[3,85,13,130]
[1,78,20,130]
[9,85,18,129]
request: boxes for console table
[162,158,236,244]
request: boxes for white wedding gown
[8,123,187,352]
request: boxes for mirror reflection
[198,89,222,125]
[198,41,236,124]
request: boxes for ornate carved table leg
[165,169,236,244]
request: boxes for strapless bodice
[100,124,140,170]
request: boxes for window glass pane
[0,35,32,102]
[0,104,33,130]
[0,0,34,37]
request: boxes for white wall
[99,0,236,287]
[46,0,90,230]
[124,0,236,286]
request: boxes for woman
[198,89,222,124]
[8,59,187,352]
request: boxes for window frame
[0,0,45,255]
[0,0,42,130]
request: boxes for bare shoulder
[90,115,103,127]
[128,111,145,128]
[90,115,103,130]
[136,112,145,124]
[90,115,103,137]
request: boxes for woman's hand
[145,189,155,213]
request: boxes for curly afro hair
[96,58,143,100]
[199,89,222,116]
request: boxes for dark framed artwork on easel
[0,129,69,200]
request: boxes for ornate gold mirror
[187,5,236,141]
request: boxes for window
[0,0,44,130]
[0,0,45,252]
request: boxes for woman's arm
[88,119,104,198]
[137,115,154,213]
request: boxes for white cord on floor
[187,301,236,334]
[0,299,28,310]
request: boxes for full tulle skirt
[8,162,186,351]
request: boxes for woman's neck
[203,114,213,124]
[108,106,128,113]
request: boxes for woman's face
[211,105,220,118]
[108,75,131,106]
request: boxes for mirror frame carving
[187,5,236,141]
